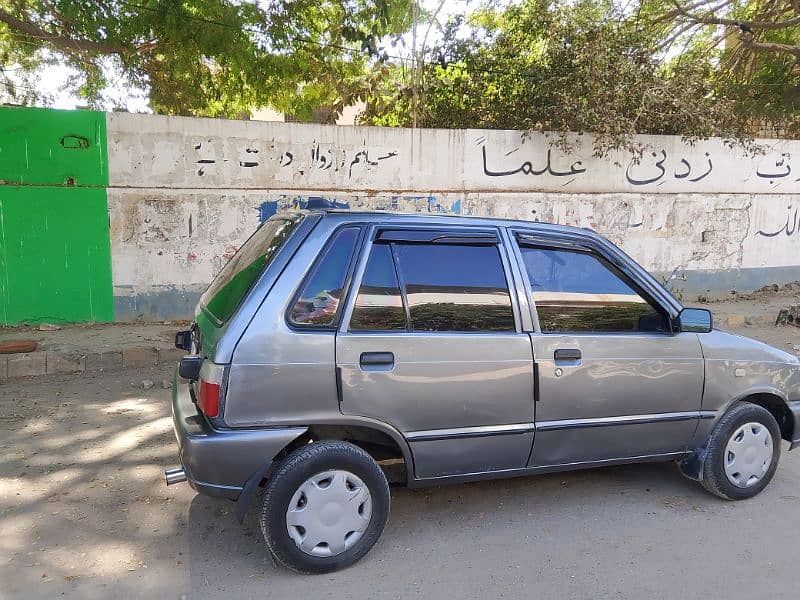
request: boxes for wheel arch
[283,421,414,477]
[234,417,415,523]
[681,389,794,482]
[738,392,795,443]
[710,386,794,443]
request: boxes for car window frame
[515,238,675,336]
[341,224,523,335]
[346,240,409,333]
[284,224,366,332]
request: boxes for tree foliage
[0,0,409,117]
[656,1,800,136]
[362,0,765,154]
[2,0,799,147]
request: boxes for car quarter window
[519,246,669,333]
[289,227,360,327]
[390,242,516,332]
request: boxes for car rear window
[200,216,301,324]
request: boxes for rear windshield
[200,216,301,324]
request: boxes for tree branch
[0,7,126,55]
[741,37,800,60]
[135,39,160,53]
[670,1,800,30]
[661,0,733,21]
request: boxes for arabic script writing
[757,205,799,238]
[626,150,713,185]
[479,142,800,188]
[190,140,399,179]
[482,146,586,178]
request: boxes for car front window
[520,246,669,333]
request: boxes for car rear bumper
[170,367,307,499]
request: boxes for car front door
[336,226,535,480]
[513,238,706,467]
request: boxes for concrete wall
[3,106,797,324]
[106,112,800,320]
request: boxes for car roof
[313,208,601,238]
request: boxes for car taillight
[198,361,225,418]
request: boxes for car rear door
[512,235,706,467]
[336,225,535,480]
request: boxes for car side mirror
[677,307,713,333]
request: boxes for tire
[701,402,781,500]
[260,440,390,573]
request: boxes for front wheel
[701,402,781,500]
[260,440,390,573]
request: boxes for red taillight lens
[197,361,225,418]
[198,379,220,417]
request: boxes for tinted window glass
[350,244,407,331]
[394,244,515,332]
[201,216,300,324]
[520,247,668,333]
[290,227,360,326]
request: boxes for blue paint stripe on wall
[258,197,351,223]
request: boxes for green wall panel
[0,106,108,186]
[0,107,113,325]
[0,186,114,324]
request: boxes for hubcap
[723,422,773,488]
[286,470,372,557]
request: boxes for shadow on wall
[114,285,206,322]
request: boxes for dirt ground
[1,313,799,599]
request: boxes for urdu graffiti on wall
[625,150,713,185]
[480,142,718,186]
[191,139,399,180]
[481,145,587,179]
[757,204,799,239]
[477,137,800,190]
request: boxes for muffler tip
[165,467,187,486]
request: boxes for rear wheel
[701,402,781,500]
[260,440,390,573]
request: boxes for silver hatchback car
[167,208,800,573]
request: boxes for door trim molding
[403,411,717,441]
[536,410,716,432]
[409,451,689,487]
[406,422,536,442]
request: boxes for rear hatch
[176,212,314,421]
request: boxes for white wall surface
[106,113,800,318]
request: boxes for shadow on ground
[2,365,798,599]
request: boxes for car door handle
[359,352,395,370]
[554,348,581,361]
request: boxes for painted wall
[2,107,798,323]
[0,107,113,325]
[106,113,800,320]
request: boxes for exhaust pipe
[165,467,187,486]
